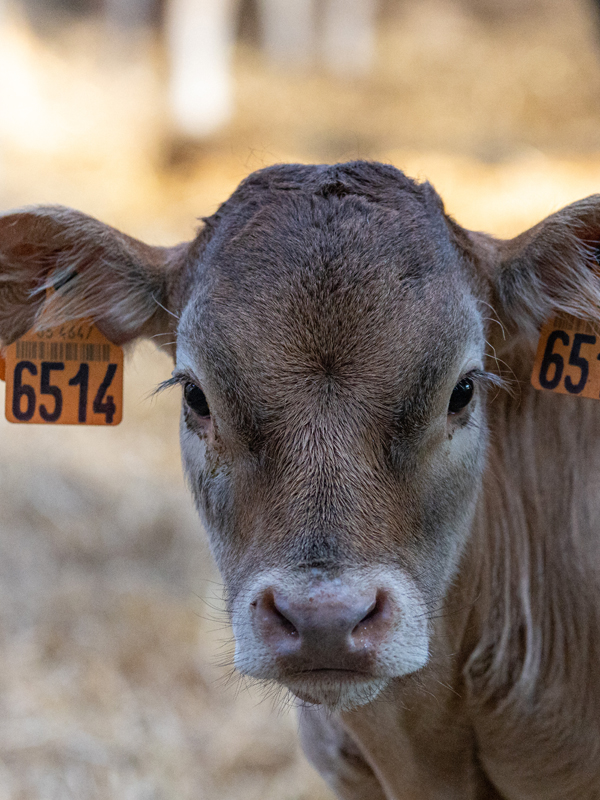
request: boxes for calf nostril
[352,591,390,636]
[254,589,299,637]
[358,598,378,625]
[272,601,299,636]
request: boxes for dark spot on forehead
[203,161,447,220]
[205,162,453,283]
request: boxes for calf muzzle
[251,582,394,672]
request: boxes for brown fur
[1,162,600,799]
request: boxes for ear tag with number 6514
[532,313,600,399]
[0,321,123,425]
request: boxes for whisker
[153,296,180,321]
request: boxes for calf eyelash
[152,372,189,397]
[469,369,513,395]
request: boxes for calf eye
[184,382,210,417]
[448,377,474,414]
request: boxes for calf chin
[285,675,390,712]
[231,567,430,710]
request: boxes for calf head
[2,162,600,710]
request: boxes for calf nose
[251,584,393,665]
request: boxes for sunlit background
[1,0,600,797]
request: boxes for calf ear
[491,195,600,342]
[0,206,189,347]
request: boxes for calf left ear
[0,205,190,347]
[490,195,600,341]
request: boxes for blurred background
[1,0,600,797]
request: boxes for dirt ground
[1,1,600,797]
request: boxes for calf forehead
[180,184,480,406]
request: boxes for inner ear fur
[0,205,191,347]
[490,195,600,342]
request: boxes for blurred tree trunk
[165,0,239,139]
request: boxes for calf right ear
[0,206,190,348]
[491,195,600,342]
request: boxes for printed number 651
[538,330,597,394]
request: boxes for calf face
[2,162,600,710]
[175,169,489,708]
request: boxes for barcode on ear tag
[532,313,600,399]
[4,321,123,425]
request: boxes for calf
[1,161,600,799]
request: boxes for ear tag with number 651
[0,321,123,425]
[532,313,600,399]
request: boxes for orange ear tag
[3,321,123,425]
[532,313,600,399]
